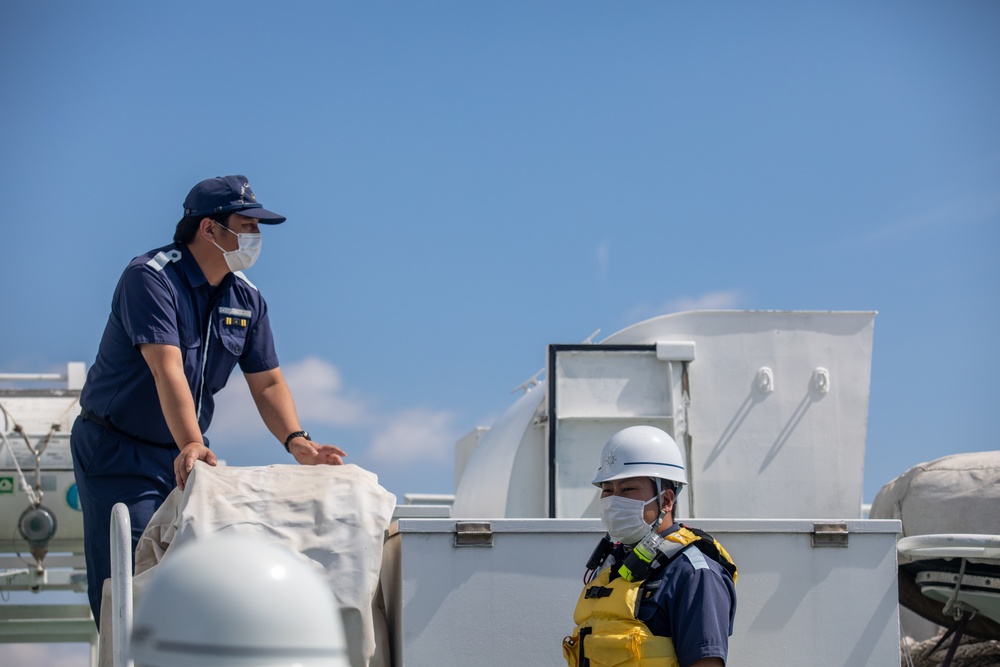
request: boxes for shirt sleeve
[663,553,735,667]
[116,264,180,348]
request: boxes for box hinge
[454,521,493,547]
[812,522,849,547]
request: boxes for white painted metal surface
[3,317,901,667]
[452,383,546,517]
[0,364,85,556]
[897,534,1000,560]
[0,364,94,655]
[383,518,902,667]
[453,311,876,520]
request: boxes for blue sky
[1,4,998,658]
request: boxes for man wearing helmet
[563,426,737,667]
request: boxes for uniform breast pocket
[206,308,251,391]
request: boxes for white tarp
[870,451,1000,564]
[100,462,396,667]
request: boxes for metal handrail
[0,373,66,381]
[0,362,87,389]
[897,533,1000,560]
[110,503,134,667]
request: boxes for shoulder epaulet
[145,249,182,272]
[233,271,258,292]
[675,524,739,584]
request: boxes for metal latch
[811,522,849,547]
[454,521,493,547]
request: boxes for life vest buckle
[584,585,613,599]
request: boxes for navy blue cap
[183,175,286,224]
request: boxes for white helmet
[131,533,348,667]
[592,425,688,488]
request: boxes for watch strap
[283,430,309,452]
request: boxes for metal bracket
[757,367,774,394]
[812,367,830,395]
[812,522,849,547]
[454,521,493,547]
[656,341,696,362]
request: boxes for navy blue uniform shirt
[609,524,737,667]
[80,242,278,444]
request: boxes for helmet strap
[651,478,668,532]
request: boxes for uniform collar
[174,242,233,290]
[660,522,681,535]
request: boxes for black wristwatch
[283,430,309,452]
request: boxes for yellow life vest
[562,567,678,667]
[562,525,737,667]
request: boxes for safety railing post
[110,502,134,667]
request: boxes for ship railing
[110,502,133,667]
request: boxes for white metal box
[382,518,901,667]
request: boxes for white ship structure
[2,310,998,666]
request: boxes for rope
[903,631,1000,667]
[57,394,80,424]
[0,396,79,507]
[904,633,918,667]
[0,422,40,507]
[943,559,974,621]
[37,393,79,458]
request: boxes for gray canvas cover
[870,451,1000,564]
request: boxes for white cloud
[626,290,743,323]
[863,188,1000,245]
[209,357,463,471]
[368,408,460,465]
[282,356,369,426]
[662,291,742,312]
[211,356,370,438]
[596,240,609,279]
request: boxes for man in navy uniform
[563,426,737,667]
[71,175,346,625]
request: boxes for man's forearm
[140,344,203,448]
[246,369,302,443]
[245,367,346,465]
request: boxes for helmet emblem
[605,452,617,468]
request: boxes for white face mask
[213,224,262,272]
[599,494,659,545]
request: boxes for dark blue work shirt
[612,524,737,667]
[80,242,278,445]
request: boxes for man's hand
[288,436,346,466]
[174,442,218,489]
